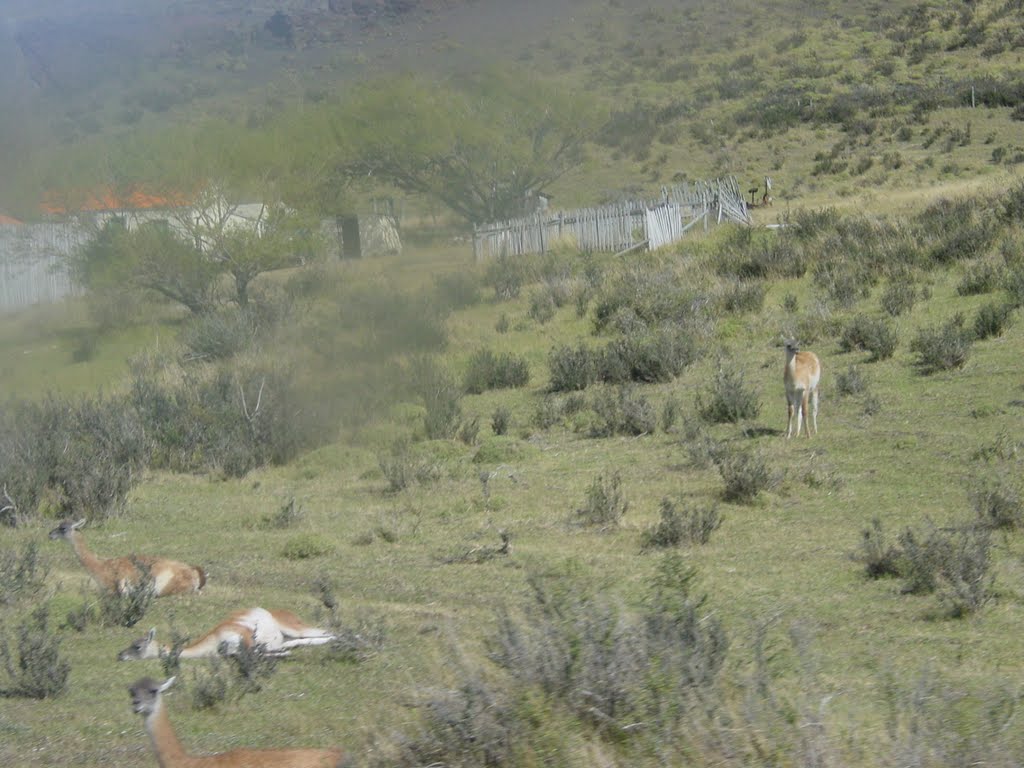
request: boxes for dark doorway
[339,215,361,259]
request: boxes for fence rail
[472,176,749,261]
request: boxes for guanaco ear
[146,628,157,642]
[158,677,176,693]
[71,518,87,530]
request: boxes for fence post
[472,224,480,262]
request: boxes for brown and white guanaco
[118,607,335,661]
[49,519,205,597]
[783,339,821,438]
[129,676,347,767]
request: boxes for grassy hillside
[3,1,1024,766]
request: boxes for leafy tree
[335,71,599,223]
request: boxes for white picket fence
[0,223,85,312]
[472,176,749,261]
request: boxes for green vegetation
[4,1,1024,766]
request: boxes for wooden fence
[472,176,749,262]
[0,223,84,312]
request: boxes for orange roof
[40,186,193,215]
[0,213,22,225]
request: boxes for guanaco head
[129,676,175,717]
[118,628,160,661]
[48,518,87,541]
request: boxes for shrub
[696,363,761,424]
[853,518,902,578]
[968,471,1024,530]
[957,260,1003,296]
[576,471,629,528]
[415,365,463,440]
[0,606,70,699]
[98,570,154,628]
[282,534,334,560]
[642,497,722,549]
[588,385,658,437]
[0,542,46,606]
[910,314,973,373]
[681,420,726,469]
[258,497,304,530]
[598,322,698,384]
[491,406,510,436]
[717,280,767,314]
[179,308,257,362]
[485,254,534,300]
[835,365,869,397]
[839,314,898,361]
[936,525,993,617]
[464,349,530,394]
[897,525,951,595]
[433,271,481,310]
[880,280,918,316]
[973,301,1014,340]
[718,448,776,503]
[548,343,599,392]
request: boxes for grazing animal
[129,676,347,767]
[118,607,335,661]
[783,340,821,438]
[48,519,205,597]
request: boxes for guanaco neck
[68,531,116,590]
[145,698,195,768]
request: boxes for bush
[641,497,722,549]
[588,385,658,437]
[717,280,767,314]
[576,471,629,528]
[548,343,599,392]
[258,497,304,530]
[910,314,973,373]
[0,606,70,699]
[414,364,463,440]
[973,301,1014,340]
[179,308,257,361]
[696,364,761,424]
[718,448,776,503]
[835,365,869,397]
[839,314,898,361]
[485,254,534,300]
[463,349,530,394]
[433,271,481,310]
[0,542,46,606]
[282,534,334,560]
[957,260,1003,296]
[491,406,510,436]
[599,323,698,385]
[880,280,918,316]
[853,518,902,578]
[968,471,1024,530]
[490,557,727,736]
[98,571,154,628]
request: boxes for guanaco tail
[129,676,348,767]
[49,518,205,597]
[118,607,335,661]
[783,339,822,438]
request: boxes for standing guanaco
[783,340,821,438]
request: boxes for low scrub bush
[839,314,898,361]
[491,406,510,436]
[893,523,993,614]
[718,447,776,503]
[853,518,903,578]
[548,343,599,392]
[490,557,727,737]
[0,542,46,606]
[968,470,1024,529]
[485,254,535,300]
[99,571,154,628]
[880,280,918,316]
[415,364,463,440]
[575,471,629,528]
[281,533,334,560]
[179,308,257,361]
[588,385,658,437]
[599,322,698,385]
[464,348,530,394]
[0,606,70,699]
[696,363,761,424]
[835,365,869,397]
[957,259,1003,296]
[909,313,973,373]
[973,301,1014,340]
[641,497,722,549]
[716,280,767,314]
[258,497,304,530]
[433,271,481,310]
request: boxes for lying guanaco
[129,676,347,767]
[118,607,335,661]
[49,518,205,597]
[783,339,821,438]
